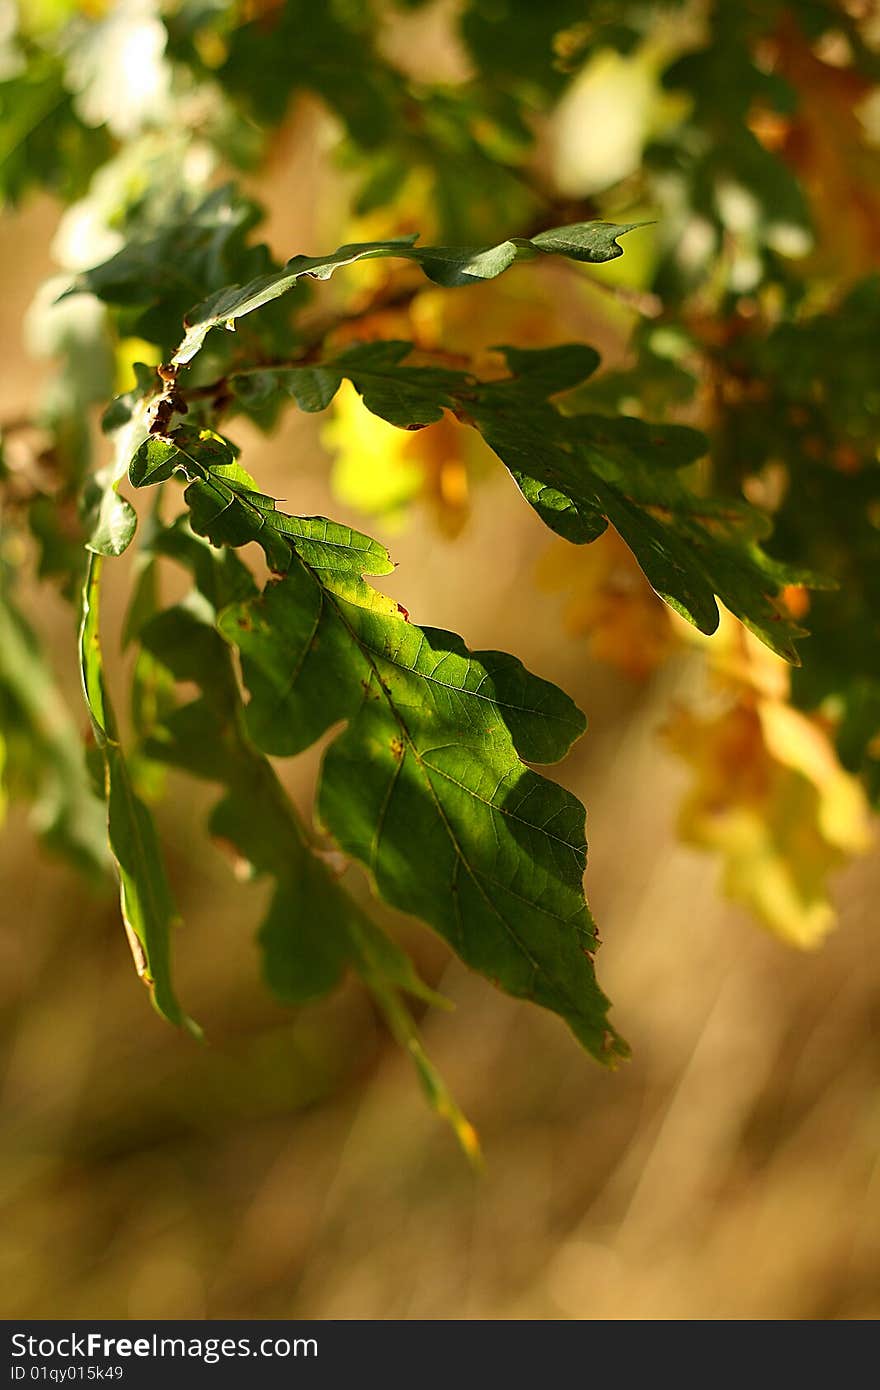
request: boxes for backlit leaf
[213,528,625,1061]
[136,521,478,1154]
[79,554,197,1033]
[170,223,642,364]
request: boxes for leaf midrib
[304,561,596,1001]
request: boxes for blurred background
[2,0,879,1319]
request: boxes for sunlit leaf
[79,555,197,1033]
[136,521,478,1154]
[170,341,826,662]
[169,223,642,364]
[213,527,625,1061]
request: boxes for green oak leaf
[467,346,826,661]
[61,184,273,356]
[84,383,157,559]
[210,341,825,661]
[234,341,465,427]
[170,222,642,364]
[130,428,397,577]
[136,521,477,1155]
[131,406,619,1062]
[83,466,138,558]
[79,555,197,1035]
[213,532,624,1063]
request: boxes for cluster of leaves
[2,0,879,1147]
[545,0,880,925]
[704,281,880,804]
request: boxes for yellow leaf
[115,337,160,393]
[757,701,871,856]
[323,382,471,534]
[664,613,872,948]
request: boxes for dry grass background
[2,111,879,1322]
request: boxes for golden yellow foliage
[322,382,471,535]
[664,615,872,948]
[115,337,160,393]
